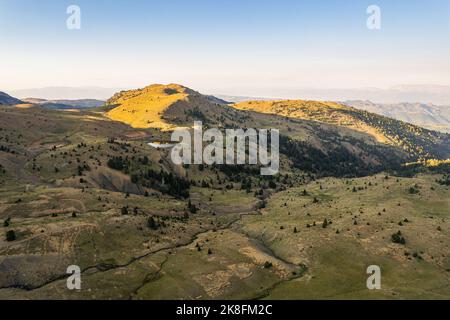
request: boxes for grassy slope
[1,86,450,299]
[238,174,450,299]
[233,100,450,160]
[106,84,191,130]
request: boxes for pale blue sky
[1,0,449,96]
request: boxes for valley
[0,84,449,299]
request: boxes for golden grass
[233,100,391,144]
[14,103,35,109]
[106,84,190,130]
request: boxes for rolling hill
[102,84,450,178]
[106,84,238,130]
[233,99,450,161]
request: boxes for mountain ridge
[104,84,450,167]
[233,98,450,160]
[0,91,23,105]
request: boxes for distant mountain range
[324,85,450,105]
[343,101,450,133]
[22,98,105,109]
[1,90,104,109]
[9,86,124,100]
[217,85,450,105]
[7,84,450,105]
[214,94,276,103]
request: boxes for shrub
[257,200,267,209]
[107,157,125,171]
[391,231,406,244]
[147,216,159,230]
[188,200,198,214]
[6,230,16,242]
[3,217,11,227]
[408,186,419,194]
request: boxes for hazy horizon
[5,83,450,105]
[1,0,450,97]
